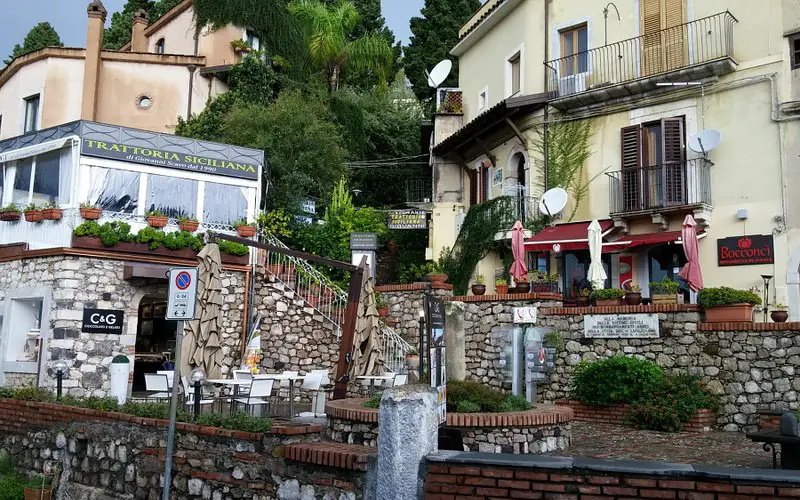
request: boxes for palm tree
[288,0,393,92]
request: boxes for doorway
[648,243,690,303]
[132,294,177,392]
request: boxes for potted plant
[650,277,679,304]
[591,288,625,306]
[406,348,420,369]
[24,203,44,223]
[178,216,199,233]
[425,261,448,286]
[471,274,486,296]
[42,202,63,221]
[495,278,509,295]
[771,304,789,323]
[23,474,52,500]
[79,202,102,220]
[0,203,21,222]
[577,287,591,306]
[625,284,643,306]
[145,210,168,228]
[698,286,761,323]
[515,277,531,294]
[234,219,257,238]
[376,293,388,317]
[230,39,252,54]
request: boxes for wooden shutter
[469,169,478,206]
[620,125,643,212]
[663,0,686,70]
[661,117,686,206]
[640,0,686,76]
[640,0,663,76]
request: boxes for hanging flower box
[79,205,102,220]
[178,218,200,232]
[24,205,44,223]
[71,236,249,265]
[43,207,63,221]
[146,212,169,228]
[0,204,21,222]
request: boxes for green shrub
[0,474,24,500]
[697,286,761,308]
[362,394,382,409]
[447,380,531,413]
[649,277,679,295]
[570,356,664,407]
[60,395,119,412]
[590,288,625,301]
[194,411,271,433]
[4,387,56,402]
[629,373,719,432]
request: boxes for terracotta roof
[459,0,509,41]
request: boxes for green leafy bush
[218,240,250,256]
[570,356,664,407]
[362,394,382,409]
[649,277,679,295]
[0,387,55,402]
[60,395,119,412]
[195,411,272,433]
[697,286,761,308]
[0,474,24,500]
[629,373,720,432]
[447,380,531,413]
[590,288,625,301]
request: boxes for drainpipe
[542,0,551,190]
[186,65,197,119]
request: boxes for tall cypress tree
[404,0,481,102]
[4,22,63,65]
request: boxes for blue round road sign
[176,271,191,290]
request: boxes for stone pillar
[375,385,439,500]
[130,9,149,53]
[81,1,107,121]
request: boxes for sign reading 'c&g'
[81,309,125,335]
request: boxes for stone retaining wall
[376,283,452,346]
[557,399,717,433]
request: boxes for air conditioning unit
[558,73,588,96]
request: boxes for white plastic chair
[144,373,170,401]
[393,374,408,387]
[298,373,325,417]
[234,378,275,417]
[181,376,214,409]
[157,370,174,389]
[234,370,252,394]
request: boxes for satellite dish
[426,59,453,88]
[688,129,721,155]
[539,188,568,217]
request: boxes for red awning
[524,220,615,252]
[601,230,706,253]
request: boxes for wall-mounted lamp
[736,209,749,220]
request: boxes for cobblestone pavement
[547,422,773,469]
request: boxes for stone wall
[375,283,452,346]
[0,398,368,499]
[0,256,246,397]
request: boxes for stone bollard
[374,385,439,500]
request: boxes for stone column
[374,385,439,500]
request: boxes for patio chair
[393,374,408,387]
[233,378,275,417]
[156,370,174,389]
[233,370,253,394]
[297,373,325,417]
[181,376,214,410]
[144,373,170,401]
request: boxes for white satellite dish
[688,129,721,155]
[426,59,453,88]
[539,187,568,217]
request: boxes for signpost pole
[162,320,183,500]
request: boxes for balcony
[545,12,738,110]
[607,159,712,217]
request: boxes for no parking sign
[166,267,198,320]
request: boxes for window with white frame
[146,173,198,219]
[88,167,140,213]
[559,24,588,76]
[204,182,248,224]
[10,148,72,206]
[478,88,488,111]
[245,30,261,51]
[7,298,43,363]
[23,95,39,133]
[508,52,522,95]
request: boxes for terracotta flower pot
[771,310,789,323]
[24,210,44,223]
[0,211,20,222]
[179,220,199,232]
[406,355,420,369]
[24,487,52,500]
[577,296,590,307]
[515,282,531,294]
[79,207,102,220]
[704,304,754,323]
[378,306,389,317]
[495,284,509,295]
[146,215,168,228]
[595,299,623,306]
[426,273,448,285]
[236,225,257,238]
[43,208,63,221]
[625,292,642,306]
[471,284,486,296]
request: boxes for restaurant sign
[81,139,259,181]
[388,210,428,230]
[584,314,659,339]
[717,235,774,267]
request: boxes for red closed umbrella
[678,215,703,292]
[510,220,528,284]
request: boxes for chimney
[131,9,149,52]
[81,0,107,121]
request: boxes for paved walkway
[547,422,772,469]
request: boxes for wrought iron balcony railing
[545,12,737,102]
[607,159,712,215]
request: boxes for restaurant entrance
[132,294,178,392]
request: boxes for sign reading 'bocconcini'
[81,139,260,180]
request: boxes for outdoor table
[746,429,800,469]
[255,373,306,418]
[356,375,394,396]
[205,379,252,413]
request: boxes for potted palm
[145,210,168,228]
[577,287,591,307]
[650,277,679,304]
[42,202,63,221]
[495,278,509,295]
[591,288,625,306]
[698,287,761,323]
[0,203,21,222]
[24,203,44,223]
[625,284,643,306]
[178,216,199,233]
[771,304,789,323]
[234,219,257,237]
[79,202,102,220]
[405,348,420,370]
[471,274,486,296]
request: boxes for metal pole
[418,310,426,381]
[193,381,201,418]
[56,373,62,400]
[162,320,184,500]
[764,281,770,323]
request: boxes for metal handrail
[606,159,712,214]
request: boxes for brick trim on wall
[556,400,716,433]
[447,293,563,303]
[541,304,700,315]
[376,282,453,292]
[283,442,375,472]
[699,322,800,331]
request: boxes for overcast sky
[0,0,426,62]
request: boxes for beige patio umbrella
[180,243,224,380]
[349,268,385,380]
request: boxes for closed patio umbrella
[180,243,224,380]
[678,214,703,292]
[509,220,528,285]
[587,219,607,290]
[349,268,385,380]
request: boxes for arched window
[155,38,165,54]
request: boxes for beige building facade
[431,0,800,317]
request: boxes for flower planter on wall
[79,207,102,220]
[178,220,199,233]
[595,299,623,306]
[72,236,249,265]
[24,210,44,223]
[236,225,257,238]
[704,304,754,323]
[146,216,168,228]
[471,284,486,296]
[771,310,789,323]
[495,284,509,295]
[557,400,716,432]
[652,293,678,305]
[43,208,63,221]
[0,211,20,222]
